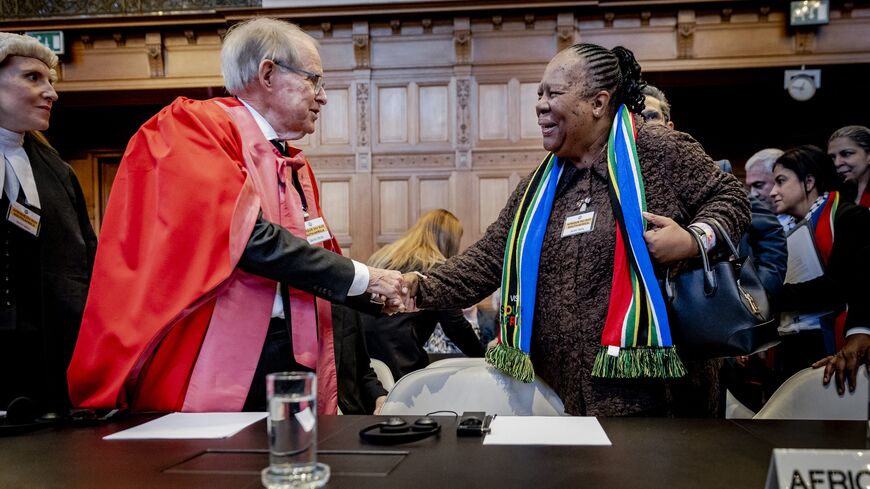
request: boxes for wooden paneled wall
[16,3,869,261]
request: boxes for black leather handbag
[661,219,780,359]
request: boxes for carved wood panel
[320,87,350,146]
[377,178,410,236]
[320,180,351,236]
[377,86,408,143]
[418,85,450,143]
[477,83,509,140]
[56,3,870,260]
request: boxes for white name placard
[766,449,870,489]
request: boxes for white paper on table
[482,416,611,446]
[103,412,267,440]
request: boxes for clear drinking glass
[261,372,330,489]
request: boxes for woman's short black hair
[774,145,841,193]
[569,43,646,114]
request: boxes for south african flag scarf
[809,191,839,268]
[485,152,564,382]
[809,191,846,352]
[486,105,685,382]
[592,106,685,379]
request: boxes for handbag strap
[664,226,717,298]
[704,218,741,258]
[687,226,717,295]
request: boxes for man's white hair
[0,32,58,82]
[220,18,318,95]
[745,148,784,174]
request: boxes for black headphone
[0,397,59,436]
[359,416,441,445]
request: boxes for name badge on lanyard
[304,217,331,245]
[7,201,41,236]
[561,211,595,238]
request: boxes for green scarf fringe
[486,343,535,383]
[591,346,687,379]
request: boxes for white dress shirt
[237,99,369,318]
[0,127,41,208]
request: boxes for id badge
[561,211,595,238]
[304,217,331,245]
[7,201,41,236]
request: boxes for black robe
[0,134,97,413]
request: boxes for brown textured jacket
[418,118,750,416]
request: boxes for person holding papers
[0,32,97,419]
[769,145,870,389]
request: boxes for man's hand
[367,266,407,314]
[812,333,870,395]
[398,271,424,313]
[643,212,699,264]
[373,395,387,415]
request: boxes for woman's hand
[643,212,699,264]
[812,333,870,395]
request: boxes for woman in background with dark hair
[828,125,870,209]
[402,44,749,416]
[770,145,870,390]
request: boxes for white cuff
[348,260,369,296]
[846,327,870,337]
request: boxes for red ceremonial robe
[67,97,339,413]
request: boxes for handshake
[365,267,425,315]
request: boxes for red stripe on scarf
[814,195,836,266]
[603,225,632,346]
[814,192,846,351]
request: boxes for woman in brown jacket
[404,44,749,416]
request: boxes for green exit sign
[25,30,64,55]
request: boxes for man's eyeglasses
[641,109,665,123]
[270,59,324,93]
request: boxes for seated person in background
[770,146,870,391]
[828,125,870,209]
[423,305,482,354]
[716,159,788,411]
[644,85,786,412]
[642,87,787,302]
[330,304,387,415]
[67,18,405,414]
[403,44,749,417]
[715,159,787,303]
[362,209,485,380]
[744,148,784,211]
[640,84,674,129]
[0,32,97,418]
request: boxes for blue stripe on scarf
[611,111,673,346]
[808,193,829,230]
[516,157,564,352]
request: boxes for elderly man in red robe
[68,18,405,414]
